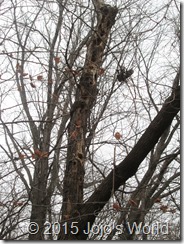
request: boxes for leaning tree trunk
[73,83,180,240]
[59,3,118,240]
[58,72,179,240]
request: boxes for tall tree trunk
[59,3,118,240]
[29,134,51,240]
[29,159,49,240]
[28,4,64,239]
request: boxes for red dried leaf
[98,67,105,75]
[114,132,122,140]
[41,151,49,158]
[30,82,36,88]
[113,202,121,211]
[34,149,42,157]
[37,75,43,81]
[33,149,48,158]
[16,62,22,73]
[54,57,60,63]
[154,198,161,203]
[18,153,25,159]
[13,201,24,207]
[160,205,168,213]
[169,208,176,214]
[32,153,35,159]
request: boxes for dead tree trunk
[59,3,118,240]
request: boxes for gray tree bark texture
[59,3,118,239]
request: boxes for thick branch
[76,84,180,240]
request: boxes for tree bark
[59,3,118,240]
[58,82,180,240]
[28,5,65,240]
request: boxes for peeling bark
[59,3,118,240]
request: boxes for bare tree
[0,0,180,240]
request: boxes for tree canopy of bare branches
[0,0,180,240]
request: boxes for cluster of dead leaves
[0,201,24,208]
[112,198,176,214]
[32,149,49,159]
[159,205,176,214]
[154,198,176,214]
[16,62,45,89]
[13,201,24,207]
[15,149,49,160]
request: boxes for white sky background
[0,0,180,194]
[0,0,181,240]
[0,1,180,176]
